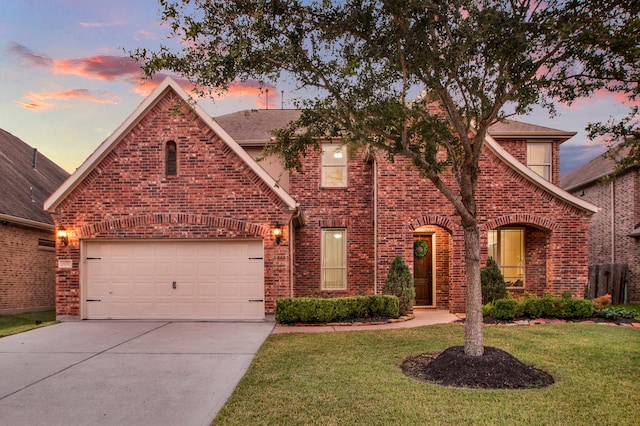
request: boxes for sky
[0,0,633,175]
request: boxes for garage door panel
[85,240,264,320]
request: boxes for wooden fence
[587,264,628,304]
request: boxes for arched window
[165,141,177,176]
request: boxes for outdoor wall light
[273,225,283,245]
[57,229,69,247]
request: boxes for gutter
[0,213,54,231]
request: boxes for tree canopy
[134,0,638,355]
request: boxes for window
[165,141,177,176]
[527,142,551,180]
[321,229,347,289]
[488,228,525,287]
[321,143,347,187]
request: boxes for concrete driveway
[0,321,274,426]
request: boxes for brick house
[1,129,70,314]
[562,147,639,304]
[45,77,596,320]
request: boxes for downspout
[611,180,615,264]
[373,157,378,294]
[289,218,295,298]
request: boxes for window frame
[165,140,177,177]
[321,228,347,290]
[487,227,525,288]
[526,141,552,181]
[320,143,347,188]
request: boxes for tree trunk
[463,221,484,356]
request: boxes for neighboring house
[1,129,70,314]
[44,77,596,320]
[561,147,639,304]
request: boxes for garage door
[83,240,264,320]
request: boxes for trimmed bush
[382,256,415,315]
[481,257,507,304]
[552,298,593,320]
[517,295,544,319]
[275,295,399,324]
[493,299,517,320]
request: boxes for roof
[488,119,576,141]
[0,129,69,229]
[44,77,298,212]
[215,110,595,213]
[215,110,302,145]
[484,134,598,213]
[561,145,631,192]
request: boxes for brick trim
[75,213,271,238]
[481,214,558,231]
[408,215,457,234]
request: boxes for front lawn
[213,324,639,425]
[0,310,57,337]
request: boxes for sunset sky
[1,0,633,174]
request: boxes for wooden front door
[414,236,433,306]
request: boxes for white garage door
[83,240,264,320]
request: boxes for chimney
[32,148,38,169]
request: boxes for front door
[414,236,433,306]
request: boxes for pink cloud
[15,89,119,110]
[79,21,124,28]
[135,30,157,40]
[9,43,280,107]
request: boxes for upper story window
[321,143,347,187]
[527,142,551,180]
[165,141,177,176]
[488,228,525,287]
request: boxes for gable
[44,77,297,213]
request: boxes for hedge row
[487,293,594,321]
[275,295,399,324]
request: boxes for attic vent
[32,148,38,169]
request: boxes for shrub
[383,256,415,315]
[552,298,593,320]
[493,299,517,320]
[594,306,638,320]
[517,294,544,319]
[275,295,399,324]
[592,294,612,310]
[482,301,494,317]
[481,257,507,304]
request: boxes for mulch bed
[401,346,555,389]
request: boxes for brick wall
[286,138,591,313]
[573,169,640,303]
[0,222,56,314]
[289,146,375,296]
[51,90,293,318]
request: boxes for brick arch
[76,213,271,238]
[481,214,558,232]
[408,215,456,234]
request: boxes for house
[561,146,639,304]
[0,129,70,314]
[44,77,597,320]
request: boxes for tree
[383,256,416,315]
[134,0,637,356]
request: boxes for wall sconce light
[273,225,283,245]
[57,229,69,247]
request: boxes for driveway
[0,321,274,426]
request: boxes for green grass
[0,310,57,337]
[213,324,639,425]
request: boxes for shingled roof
[214,111,577,145]
[0,129,69,228]
[561,145,631,192]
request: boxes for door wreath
[413,240,428,257]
